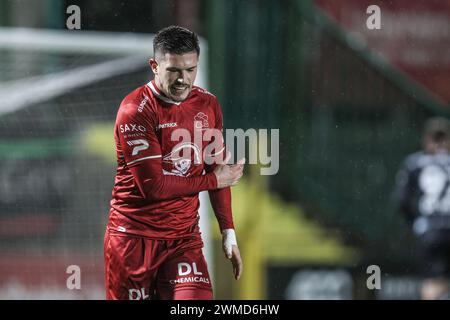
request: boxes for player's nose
[181,70,192,83]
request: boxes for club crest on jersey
[194,112,209,130]
[162,142,201,177]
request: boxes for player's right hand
[213,152,245,188]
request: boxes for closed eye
[166,67,197,73]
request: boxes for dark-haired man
[104,26,244,300]
[394,117,450,299]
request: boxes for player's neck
[149,80,182,106]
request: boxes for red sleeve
[205,98,235,231]
[117,103,218,201]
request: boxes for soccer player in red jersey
[104,26,245,300]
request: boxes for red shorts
[104,230,213,300]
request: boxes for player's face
[150,51,198,102]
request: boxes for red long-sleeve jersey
[107,80,234,239]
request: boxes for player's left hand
[229,245,243,280]
[222,229,243,280]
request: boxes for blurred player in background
[394,117,450,300]
[104,26,244,300]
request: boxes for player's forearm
[130,165,218,201]
[209,187,234,231]
[148,173,218,200]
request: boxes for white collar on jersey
[147,81,182,106]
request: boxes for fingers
[224,242,243,280]
[228,171,243,187]
[231,168,244,186]
[226,157,245,187]
[223,243,232,259]
[229,160,245,174]
[230,246,243,280]
[224,151,232,165]
[231,178,241,186]
[234,264,242,280]
[215,154,245,188]
[230,157,245,169]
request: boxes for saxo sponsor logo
[120,123,147,133]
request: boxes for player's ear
[149,58,158,75]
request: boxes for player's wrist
[207,171,219,189]
[222,228,237,244]
[222,229,238,259]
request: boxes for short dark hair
[153,25,200,58]
[423,117,450,143]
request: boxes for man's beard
[169,84,190,101]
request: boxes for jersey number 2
[128,139,149,156]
